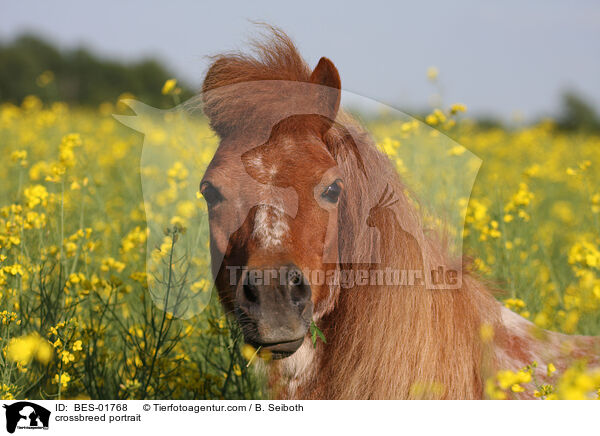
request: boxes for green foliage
[0,34,194,108]
[556,91,600,132]
[310,321,326,347]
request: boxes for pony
[199,26,599,399]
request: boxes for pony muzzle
[235,264,313,358]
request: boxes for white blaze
[253,203,289,248]
[247,159,289,248]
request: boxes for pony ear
[309,57,341,132]
[310,57,341,91]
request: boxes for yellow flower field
[1,90,600,399]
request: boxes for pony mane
[203,25,311,89]
[202,26,318,139]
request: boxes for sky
[1,0,599,120]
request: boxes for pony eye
[200,182,223,207]
[321,179,343,203]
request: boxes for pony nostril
[287,269,303,287]
[285,268,311,305]
[243,282,259,305]
[290,281,311,305]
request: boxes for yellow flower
[425,113,438,126]
[496,369,531,390]
[511,384,525,392]
[60,350,75,364]
[233,364,242,376]
[7,333,53,365]
[242,344,258,364]
[450,103,467,114]
[426,66,439,81]
[58,133,82,169]
[53,372,71,388]
[23,185,49,209]
[162,78,177,95]
[10,150,28,167]
[101,257,126,273]
[591,193,600,214]
[3,264,24,276]
[504,298,526,311]
[167,161,189,181]
[72,340,83,351]
[568,240,600,269]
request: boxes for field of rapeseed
[1,79,600,399]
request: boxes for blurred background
[1,0,599,129]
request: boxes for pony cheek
[208,211,242,256]
[319,206,340,264]
[209,227,228,259]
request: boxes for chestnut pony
[199,28,598,399]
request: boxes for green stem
[141,229,176,397]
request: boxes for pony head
[200,35,348,357]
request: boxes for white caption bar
[0,400,597,436]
